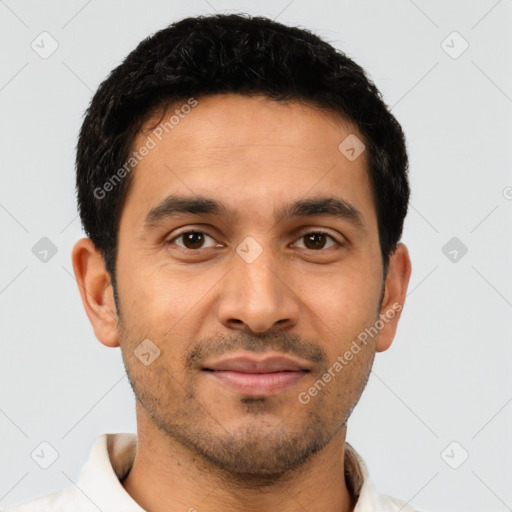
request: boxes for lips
[202,352,311,396]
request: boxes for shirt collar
[77,433,143,511]
[77,433,389,511]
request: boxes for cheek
[117,257,211,324]
[300,263,382,338]
[115,260,227,365]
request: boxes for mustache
[185,330,327,370]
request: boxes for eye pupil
[304,233,327,250]
[183,232,204,249]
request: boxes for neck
[122,402,355,512]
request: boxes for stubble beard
[124,362,348,486]
[117,310,376,487]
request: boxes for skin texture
[72,94,411,512]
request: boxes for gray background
[1,1,511,510]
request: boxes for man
[8,13,415,512]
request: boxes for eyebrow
[144,194,366,232]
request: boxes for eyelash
[167,230,342,252]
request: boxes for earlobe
[71,238,120,348]
[375,242,412,353]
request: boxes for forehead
[123,94,375,232]
[141,94,363,161]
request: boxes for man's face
[115,94,386,480]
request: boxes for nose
[216,245,300,334]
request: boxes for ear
[375,242,412,353]
[71,238,119,348]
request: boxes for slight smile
[202,352,311,396]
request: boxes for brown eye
[294,231,339,251]
[170,231,218,250]
[304,233,327,250]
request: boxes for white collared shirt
[6,433,420,512]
